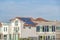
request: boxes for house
[0,17,60,40]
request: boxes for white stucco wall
[21,26,38,38]
[10,18,24,38]
[2,23,9,34]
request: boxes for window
[29,26,31,29]
[49,26,52,32]
[15,20,18,26]
[40,26,43,32]
[43,26,45,32]
[39,36,55,40]
[4,35,7,37]
[46,36,52,40]
[17,27,19,31]
[16,27,18,32]
[6,27,7,31]
[46,36,48,40]
[42,26,49,32]
[52,26,55,32]
[46,26,49,32]
[9,34,11,40]
[39,36,42,40]
[56,26,60,30]
[45,26,46,32]
[52,36,55,40]
[4,35,7,40]
[14,27,19,32]
[50,36,52,40]
[23,26,25,29]
[48,36,50,40]
[36,26,40,32]
[4,27,7,32]
[13,34,19,40]
[44,26,49,32]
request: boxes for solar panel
[20,18,35,25]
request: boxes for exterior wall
[0,27,3,34]
[56,25,60,40]
[10,18,24,38]
[21,21,56,38]
[0,23,9,40]
[0,34,4,40]
[21,26,38,38]
[0,18,24,40]
[2,25,8,34]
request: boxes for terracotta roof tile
[35,18,48,22]
[24,23,37,27]
[0,23,2,27]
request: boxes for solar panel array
[20,18,35,25]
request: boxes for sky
[0,0,60,22]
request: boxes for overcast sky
[0,0,60,22]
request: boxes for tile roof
[35,18,48,22]
[0,22,2,27]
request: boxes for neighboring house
[0,17,60,40]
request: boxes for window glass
[42,26,50,32]
[45,36,48,40]
[38,36,55,40]
[42,36,45,40]
[45,26,46,32]
[16,27,18,32]
[42,26,45,32]
[46,26,49,32]
[36,26,40,32]
[13,34,18,40]
[49,26,52,32]
[4,27,5,32]
[14,27,19,32]
[4,27,7,32]
[44,26,48,32]
[9,34,11,40]
[52,26,55,32]
[4,35,7,37]
[49,36,52,40]
[6,27,7,31]
[29,26,31,29]
[4,35,7,40]
[52,36,55,40]
[15,20,18,26]
[48,36,50,40]
[56,27,60,30]
[39,36,42,40]
[40,26,43,32]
